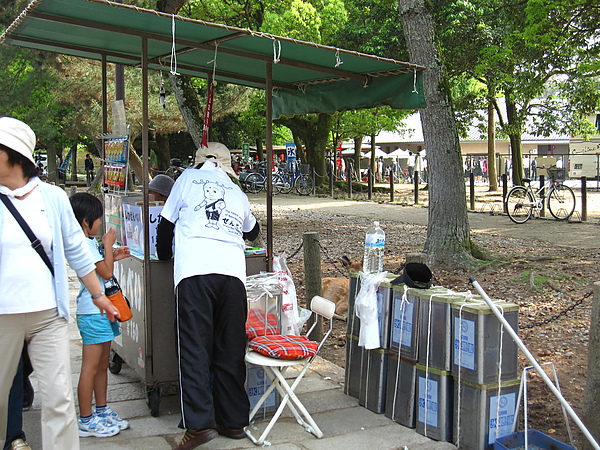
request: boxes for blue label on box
[488,393,516,444]
[247,366,277,409]
[393,297,414,347]
[418,376,438,426]
[454,317,476,370]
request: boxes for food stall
[99,133,267,415]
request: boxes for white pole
[469,277,600,450]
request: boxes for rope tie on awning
[170,14,180,75]
[412,68,418,94]
[273,39,281,64]
[334,49,343,67]
[207,42,219,79]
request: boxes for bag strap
[0,193,54,276]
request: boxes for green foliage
[432,0,600,186]
[332,0,406,57]
[336,107,411,140]
[262,0,322,42]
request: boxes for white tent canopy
[389,148,411,158]
[363,148,387,159]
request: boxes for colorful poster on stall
[122,203,164,258]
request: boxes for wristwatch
[91,293,104,299]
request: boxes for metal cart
[106,192,267,416]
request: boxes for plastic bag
[273,253,301,335]
[355,271,388,349]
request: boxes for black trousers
[175,274,249,430]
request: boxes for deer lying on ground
[321,256,362,320]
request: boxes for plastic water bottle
[104,276,120,298]
[363,221,385,273]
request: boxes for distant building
[368,111,570,160]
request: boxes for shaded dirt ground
[251,201,600,449]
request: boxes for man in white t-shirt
[407,152,415,182]
[157,143,259,449]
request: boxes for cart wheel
[147,386,161,417]
[109,351,123,374]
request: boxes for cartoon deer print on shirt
[193,180,232,229]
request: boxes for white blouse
[0,188,55,314]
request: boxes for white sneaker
[78,414,120,438]
[96,405,130,430]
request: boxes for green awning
[1,0,426,116]
[272,72,424,118]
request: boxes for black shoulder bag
[0,193,54,276]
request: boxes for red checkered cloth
[246,309,280,339]
[249,335,319,360]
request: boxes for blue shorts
[76,314,121,345]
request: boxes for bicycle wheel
[505,186,535,223]
[295,174,314,195]
[245,173,264,194]
[271,174,287,194]
[164,167,179,180]
[276,174,294,194]
[547,184,576,220]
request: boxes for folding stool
[244,295,336,446]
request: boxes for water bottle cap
[373,221,379,226]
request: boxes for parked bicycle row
[238,160,314,195]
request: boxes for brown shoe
[10,440,32,450]
[216,425,247,439]
[173,429,218,450]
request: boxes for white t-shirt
[0,188,55,314]
[160,161,257,287]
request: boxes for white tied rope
[170,15,180,75]
[391,285,410,419]
[273,39,281,64]
[412,68,419,94]
[246,273,282,335]
[207,43,219,79]
[421,289,453,436]
[454,292,507,448]
[335,49,343,67]
[455,291,472,447]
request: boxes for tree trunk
[353,137,363,180]
[487,88,498,191]
[169,74,204,148]
[276,113,331,185]
[370,134,377,182]
[254,138,263,161]
[70,144,78,182]
[505,96,524,186]
[582,281,600,449]
[127,132,150,185]
[154,134,171,171]
[398,0,474,268]
[47,143,58,183]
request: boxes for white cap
[195,142,237,178]
[0,117,36,164]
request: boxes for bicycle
[239,161,281,194]
[272,163,314,195]
[504,166,576,224]
[164,156,194,180]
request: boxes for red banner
[200,82,214,149]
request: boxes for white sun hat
[0,117,36,164]
[195,142,237,178]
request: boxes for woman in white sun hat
[0,117,120,449]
